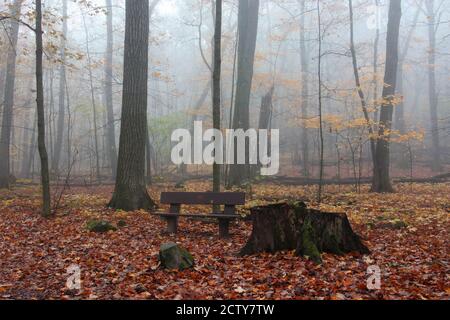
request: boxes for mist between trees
[0,0,449,213]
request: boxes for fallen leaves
[0,182,448,300]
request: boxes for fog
[0,0,449,186]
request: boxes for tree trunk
[240,202,369,264]
[228,0,260,187]
[425,0,441,172]
[258,86,274,131]
[109,0,155,211]
[371,0,402,193]
[317,0,324,202]
[82,12,101,183]
[104,0,118,179]
[394,4,420,134]
[349,0,376,168]
[212,0,222,195]
[52,0,68,175]
[299,0,310,178]
[35,0,51,217]
[48,68,55,162]
[393,4,420,167]
[22,111,37,179]
[0,0,22,188]
[256,86,274,176]
[372,0,380,127]
[19,107,31,178]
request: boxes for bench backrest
[160,192,245,206]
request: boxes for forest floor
[0,182,448,300]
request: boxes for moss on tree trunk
[240,202,369,264]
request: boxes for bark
[240,202,369,264]
[0,0,22,188]
[109,0,155,211]
[52,0,68,175]
[212,0,222,194]
[228,0,260,186]
[104,0,118,179]
[35,0,52,217]
[372,0,402,193]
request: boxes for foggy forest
[0,0,448,302]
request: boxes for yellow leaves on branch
[298,114,370,132]
[391,129,425,143]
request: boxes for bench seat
[153,212,241,219]
[155,192,246,238]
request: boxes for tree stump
[240,202,369,264]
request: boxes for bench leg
[219,219,230,239]
[166,216,178,234]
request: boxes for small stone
[133,283,147,294]
[86,220,117,233]
[159,242,194,270]
[117,220,127,228]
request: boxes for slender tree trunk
[393,4,421,167]
[22,111,37,178]
[212,0,222,194]
[82,12,101,182]
[349,0,376,168]
[258,86,274,131]
[317,0,324,202]
[104,0,118,179]
[48,68,55,162]
[64,77,72,173]
[20,108,31,178]
[299,0,310,178]
[394,2,421,134]
[35,0,51,217]
[229,0,260,186]
[0,66,5,111]
[52,0,68,175]
[425,0,441,171]
[372,0,380,126]
[371,0,402,193]
[0,0,22,188]
[257,86,274,176]
[109,0,155,211]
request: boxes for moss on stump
[240,202,369,264]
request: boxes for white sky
[155,0,179,17]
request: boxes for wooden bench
[153,192,245,238]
